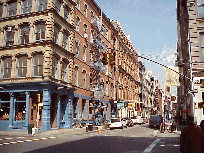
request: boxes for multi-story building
[0,0,142,131]
[177,0,204,125]
[0,0,76,131]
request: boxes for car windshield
[111,119,120,122]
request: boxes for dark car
[149,115,162,128]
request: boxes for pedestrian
[180,116,204,153]
[160,115,163,133]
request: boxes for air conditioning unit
[84,33,88,39]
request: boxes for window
[77,0,80,10]
[75,66,78,86]
[2,57,12,79]
[33,54,44,77]
[84,24,87,36]
[199,32,204,62]
[61,61,67,81]
[82,99,86,119]
[22,0,32,14]
[54,24,60,44]
[15,102,26,121]
[17,56,27,78]
[83,70,86,89]
[19,24,30,44]
[7,2,17,17]
[90,30,93,43]
[76,17,80,32]
[52,56,58,79]
[62,32,68,50]
[55,0,61,15]
[90,11,94,23]
[0,4,3,18]
[37,0,47,11]
[64,6,69,22]
[75,42,79,58]
[90,74,92,90]
[197,0,204,18]
[35,22,46,41]
[83,45,87,62]
[73,98,78,119]
[90,50,93,66]
[4,27,15,46]
[106,29,108,39]
[84,4,87,17]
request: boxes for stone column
[41,89,51,132]
[56,94,61,129]
[24,92,30,129]
[64,95,72,129]
[8,92,14,129]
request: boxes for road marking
[10,142,17,144]
[32,139,40,140]
[49,137,56,139]
[17,141,24,143]
[142,139,161,153]
[173,145,180,146]
[17,137,25,139]
[5,138,13,140]
[40,138,47,140]
[3,143,10,145]
[160,145,165,146]
[25,140,33,142]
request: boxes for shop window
[0,102,10,120]
[61,61,67,82]
[74,66,78,86]
[4,27,15,46]
[52,56,58,79]
[15,102,26,121]
[83,70,86,89]
[33,54,44,77]
[2,57,12,79]
[16,92,26,101]
[55,0,61,15]
[0,3,3,18]
[17,56,27,78]
[37,0,47,11]
[62,32,68,50]
[75,42,79,58]
[19,24,30,44]
[35,22,46,41]
[22,0,32,14]
[7,1,17,17]
[76,17,80,32]
[54,24,60,44]
[64,6,69,22]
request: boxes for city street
[0,123,180,153]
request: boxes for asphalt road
[0,123,180,153]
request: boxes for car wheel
[110,128,113,130]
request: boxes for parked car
[109,118,123,130]
[149,115,162,128]
[122,118,134,127]
[131,116,138,125]
[136,116,143,125]
[121,118,128,128]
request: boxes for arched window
[52,56,58,79]
[83,70,86,89]
[2,57,12,79]
[35,21,46,41]
[7,1,17,17]
[17,56,27,78]
[75,42,79,58]
[74,66,78,86]
[19,24,30,44]
[61,61,67,82]
[76,17,80,32]
[54,24,60,44]
[4,26,15,46]
[33,54,44,77]
[37,0,47,11]
[83,45,87,62]
[22,0,32,14]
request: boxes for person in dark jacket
[180,116,204,153]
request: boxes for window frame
[54,24,60,44]
[76,16,80,32]
[21,0,32,14]
[199,32,204,62]
[83,70,86,89]
[61,61,67,82]
[0,3,3,18]
[7,1,17,17]
[35,22,46,42]
[64,6,70,22]
[19,24,30,45]
[62,32,68,50]
[84,4,87,17]
[74,66,78,86]
[83,45,87,62]
[2,57,12,79]
[32,54,44,77]
[75,42,79,58]
[52,56,58,79]
[4,27,15,46]
[16,56,27,78]
[55,0,61,15]
[37,0,47,11]
[77,0,80,10]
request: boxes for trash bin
[28,124,34,134]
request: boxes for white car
[136,116,143,124]
[109,118,123,130]
[131,116,138,124]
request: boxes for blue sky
[95,0,177,91]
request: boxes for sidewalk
[156,124,184,137]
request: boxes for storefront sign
[117,103,124,109]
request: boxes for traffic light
[102,53,108,65]
[37,94,41,103]
[109,53,115,65]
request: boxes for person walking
[160,115,163,133]
[180,116,204,153]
